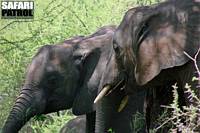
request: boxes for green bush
[157,83,200,133]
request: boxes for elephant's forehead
[49,49,74,71]
[49,51,68,66]
[48,56,66,73]
[51,55,60,65]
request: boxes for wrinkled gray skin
[95,38,146,133]
[112,0,200,131]
[2,25,116,133]
[60,115,86,133]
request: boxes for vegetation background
[0,0,161,132]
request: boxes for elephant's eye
[47,76,58,87]
[46,72,63,88]
[113,39,120,54]
[48,76,57,83]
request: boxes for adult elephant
[94,33,146,133]
[95,0,200,132]
[2,25,116,133]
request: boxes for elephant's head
[2,25,116,133]
[113,0,200,86]
[94,7,150,104]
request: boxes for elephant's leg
[86,112,95,133]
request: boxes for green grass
[26,111,74,133]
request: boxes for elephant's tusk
[94,85,111,104]
[118,95,129,112]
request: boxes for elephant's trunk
[95,97,113,133]
[95,89,136,133]
[95,101,106,133]
[2,87,45,133]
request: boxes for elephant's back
[60,115,86,133]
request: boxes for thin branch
[43,0,57,11]
[156,115,178,130]
[0,20,33,32]
[0,31,39,54]
[184,47,200,80]
[68,9,89,32]
[0,33,37,45]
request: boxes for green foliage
[0,0,161,132]
[32,112,74,133]
[33,114,47,122]
[132,112,145,133]
[20,111,74,133]
[106,112,145,133]
[107,128,115,133]
[157,83,200,132]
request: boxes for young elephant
[60,115,86,133]
[2,25,116,133]
[97,0,200,132]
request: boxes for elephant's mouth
[44,98,72,114]
[94,78,129,112]
[94,69,128,112]
[94,77,126,103]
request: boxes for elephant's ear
[134,9,199,85]
[72,49,101,115]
